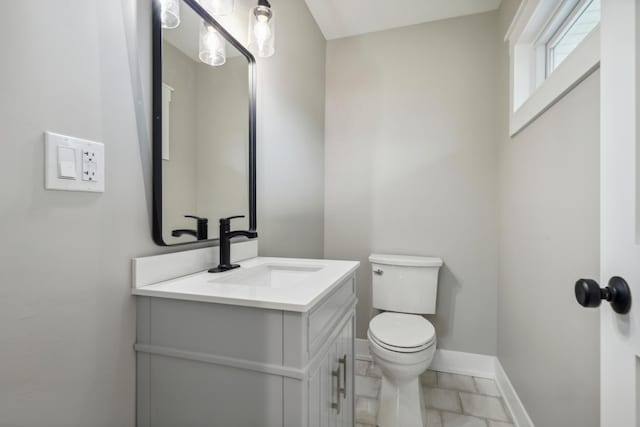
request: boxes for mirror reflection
[158,0,251,245]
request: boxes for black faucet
[171,215,209,240]
[208,215,258,273]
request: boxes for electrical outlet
[82,150,98,182]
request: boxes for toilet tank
[369,254,443,314]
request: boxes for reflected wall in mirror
[153,0,256,246]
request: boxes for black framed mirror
[152,0,257,246]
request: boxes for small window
[546,0,601,74]
[506,0,601,134]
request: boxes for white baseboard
[430,349,495,379]
[355,338,534,427]
[494,358,535,427]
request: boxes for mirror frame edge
[151,0,258,247]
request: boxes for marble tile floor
[355,359,514,427]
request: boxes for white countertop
[132,257,360,312]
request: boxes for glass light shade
[199,22,226,66]
[248,5,275,58]
[160,0,180,29]
[200,0,235,16]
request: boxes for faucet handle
[220,215,245,225]
[185,215,208,223]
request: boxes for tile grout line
[423,384,508,400]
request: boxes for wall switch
[45,131,105,193]
[58,146,77,179]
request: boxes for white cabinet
[135,274,357,427]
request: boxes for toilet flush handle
[373,269,384,275]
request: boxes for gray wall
[0,2,154,425]
[0,0,326,425]
[324,12,500,353]
[496,2,601,426]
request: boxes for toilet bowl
[368,312,436,427]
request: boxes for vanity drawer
[307,276,355,353]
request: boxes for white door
[598,0,640,425]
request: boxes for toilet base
[377,375,427,427]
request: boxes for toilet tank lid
[369,254,443,267]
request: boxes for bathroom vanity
[133,245,359,427]
[141,0,360,423]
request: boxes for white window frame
[506,0,600,136]
[546,0,600,75]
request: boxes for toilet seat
[368,312,435,353]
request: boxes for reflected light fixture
[199,21,226,66]
[200,0,235,16]
[160,0,180,29]
[248,0,275,58]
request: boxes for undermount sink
[210,263,324,288]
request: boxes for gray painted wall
[496,2,601,426]
[0,0,326,425]
[324,12,500,353]
[0,2,153,425]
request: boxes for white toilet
[367,254,443,427]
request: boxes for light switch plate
[44,131,105,193]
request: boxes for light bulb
[200,0,234,16]
[254,21,271,53]
[199,22,226,66]
[160,0,180,29]
[248,4,275,58]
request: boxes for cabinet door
[307,358,322,427]
[308,313,355,427]
[308,341,337,427]
[336,315,354,427]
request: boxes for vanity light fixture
[248,0,275,58]
[159,0,180,29]
[200,0,235,16]
[199,21,226,66]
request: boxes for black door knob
[575,276,632,314]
